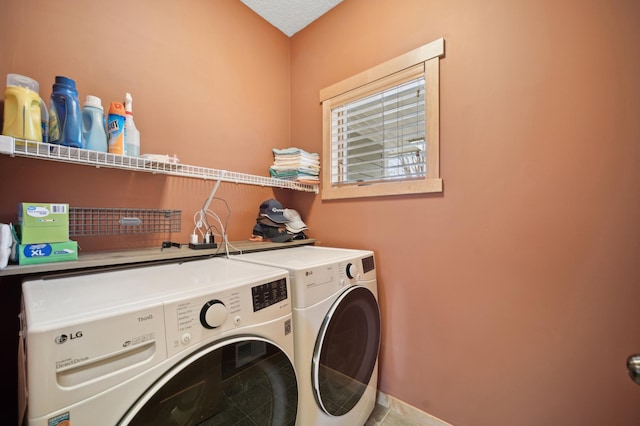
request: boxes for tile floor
[366,403,434,426]
[366,403,407,425]
[365,393,452,426]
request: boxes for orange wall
[2,0,640,425]
[0,0,294,251]
[291,0,640,425]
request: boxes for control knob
[200,300,228,329]
[346,262,357,279]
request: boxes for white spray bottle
[124,92,140,157]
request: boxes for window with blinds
[331,76,426,185]
[320,38,444,200]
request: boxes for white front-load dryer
[232,246,381,426]
[19,257,298,426]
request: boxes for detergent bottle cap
[84,95,103,110]
[109,101,126,116]
[6,74,39,93]
[124,92,133,113]
[54,76,77,92]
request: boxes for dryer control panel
[289,255,377,309]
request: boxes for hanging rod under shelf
[0,135,319,193]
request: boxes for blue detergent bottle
[49,76,82,147]
[81,95,108,152]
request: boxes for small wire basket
[69,208,181,236]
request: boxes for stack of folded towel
[269,147,320,184]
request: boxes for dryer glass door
[120,337,297,425]
[312,286,381,416]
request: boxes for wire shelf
[0,136,319,193]
[69,207,181,236]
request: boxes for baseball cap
[252,223,292,243]
[283,209,308,233]
[256,215,282,228]
[259,199,287,223]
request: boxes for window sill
[321,178,442,200]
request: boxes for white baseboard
[375,391,453,426]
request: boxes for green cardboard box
[18,202,69,244]
[17,240,78,265]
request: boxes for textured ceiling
[240,0,343,37]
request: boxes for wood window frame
[320,38,444,200]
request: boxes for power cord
[191,196,238,253]
[189,174,244,256]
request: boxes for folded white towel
[0,223,11,269]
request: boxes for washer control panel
[251,278,288,312]
[163,276,290,357]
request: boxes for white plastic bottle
[124,92,140,157]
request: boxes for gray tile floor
[366,402,438,426]
[365,403,389,425]
[366,403,408,426]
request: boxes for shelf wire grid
[0,137,318,193]
[69,208,181,236]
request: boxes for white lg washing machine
[232,246,381,426]
[19,257,298,426]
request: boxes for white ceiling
[240,0,343,37]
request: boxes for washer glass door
[120,337,297,425]
[312,286,381,416]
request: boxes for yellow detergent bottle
[2,74,46,143]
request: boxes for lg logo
[55,331,83,344]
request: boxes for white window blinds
[330,76,426,186]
